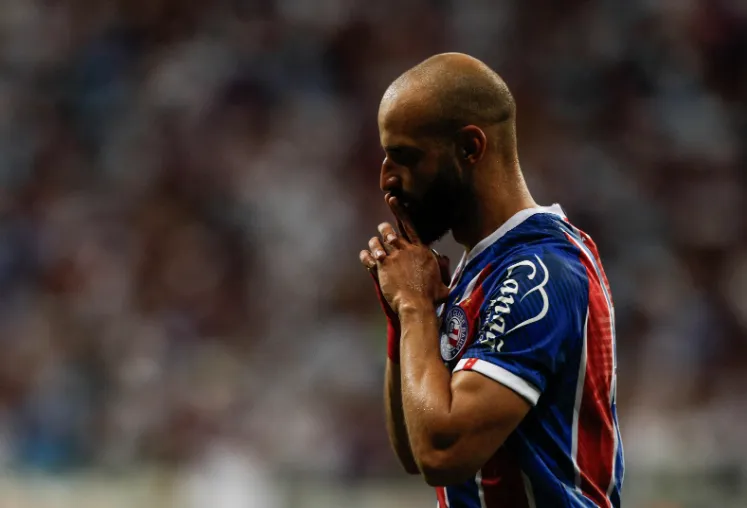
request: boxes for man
[359,53,623,507]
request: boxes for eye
[386,147,421,167]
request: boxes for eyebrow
[384,145,421,154]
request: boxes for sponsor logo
[440,306,470,361]
[478,255,550,351]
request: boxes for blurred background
[0,0,745,506]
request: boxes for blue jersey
[434,204,623,508]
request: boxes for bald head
[376,54,534,248]
[379,53,516,143]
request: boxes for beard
[403,156,468,246]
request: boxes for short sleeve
[454,248,588,406]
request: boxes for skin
[359,53,539,486]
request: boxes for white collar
[450,204,566,284]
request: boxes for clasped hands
[359,195,451,315]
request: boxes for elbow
[415,431,509,487]
[419,451,477,487]
[416,447,479,487]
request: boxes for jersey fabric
[434,204,623,508]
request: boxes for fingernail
[376,250,385,258]
[386,234,396,242]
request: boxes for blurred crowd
[0,0,745,485]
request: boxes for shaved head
[379,53,516,148]
[378,53,521,246]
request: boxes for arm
[384,359,420,474]
[368,269,419,474]
[398,302,531,486]
[363,223,452,476]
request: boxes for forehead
[378,90,431,147]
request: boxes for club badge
[440,306,469,362]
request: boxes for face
[378,92,475,245]
[401,152,466,245]
[379,135,469,246]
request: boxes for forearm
[398,304,457,467]
[384,360,420,474]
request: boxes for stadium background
[0,0,745,506]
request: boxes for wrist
[397,298,438,319]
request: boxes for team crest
[440,306,470,361]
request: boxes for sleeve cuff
[453,358,541,406]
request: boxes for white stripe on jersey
[475,470,487,508]
[453,358,541,406]
[522,470,538,508]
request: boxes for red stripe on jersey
[436,486,448,507]
[579,231,614,306]
[480,448,530,507]
[454,264,492,363]
[574,237,615,508]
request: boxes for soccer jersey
[434,204,623,508]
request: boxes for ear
[456,125,487,165]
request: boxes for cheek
[396,173,424,202]
[410,162,442,197]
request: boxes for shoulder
[477,240,589,339]
[483,235,588,302]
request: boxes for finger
[359,250,377,270]
[383,195,411,243]
[383,195,416,244]
[368,236,387,261]
[377,222,397,243]
[387,195,421,245]
[377,222,404,248]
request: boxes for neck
[451,163,537,252]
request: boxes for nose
[380,158,401,194]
